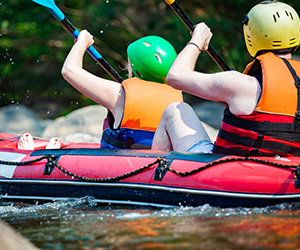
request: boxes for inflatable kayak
[0,133,299,208]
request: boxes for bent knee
[162,102,193,120]
[163,102,183,117]
[165,102,193,113]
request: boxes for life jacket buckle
[44,155,59,175]
[154,159,171,181]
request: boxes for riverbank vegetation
[1,0,300,118]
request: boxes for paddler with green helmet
[62,30,182,149]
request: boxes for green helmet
[127,36,177,83]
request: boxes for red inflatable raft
[0,133,299,208]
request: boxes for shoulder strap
[281,58,300,131]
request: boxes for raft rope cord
[53,158,161,182]
[0,155,52,166]
[0,155,299,184]
[161,157,297,176]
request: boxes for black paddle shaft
[169,1,231,71]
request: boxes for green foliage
[1,0,300,118]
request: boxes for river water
[0,198,299,249]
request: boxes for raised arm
[166,23,261,116]
[61,30,124,115]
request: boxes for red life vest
[213,53,300,156]
[101,77,183,149]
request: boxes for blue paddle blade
[32,0,55,9]
[32,0,65,21]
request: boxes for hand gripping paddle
[32,0,124,82]
[164,0,232,71]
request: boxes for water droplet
[100,30,104,34]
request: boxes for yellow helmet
[243,0,300,57]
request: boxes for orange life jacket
[101,77,183,149]
[121,77,183,131]
[213,53,300,156]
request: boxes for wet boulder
[0,104,45,137]
[42,105,107,141]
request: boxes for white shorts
[187,140,213,154]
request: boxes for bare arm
[61,30,124,118]
[167,23,261,116]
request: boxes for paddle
[32,0,123,83]
[164,0,232,71]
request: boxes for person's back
[61,32,183,149]
[213,1,300,156]
[100,36,183,149]
[101,77,182,149]
[152,0,300,156]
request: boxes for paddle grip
[60,18,123,82]
[169,1,231,71]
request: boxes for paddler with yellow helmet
[62,31,182,149]
[152,0,300,156]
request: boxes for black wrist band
[186,42,202,52]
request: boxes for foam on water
[1,198,299,249]
[115,202,300,220]
[1,197,299,221]
[0,197,98,220]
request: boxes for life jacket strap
[223,111,300,139]
[281,58,300,132]
[216,128,300,156]
[101,131,151,149]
